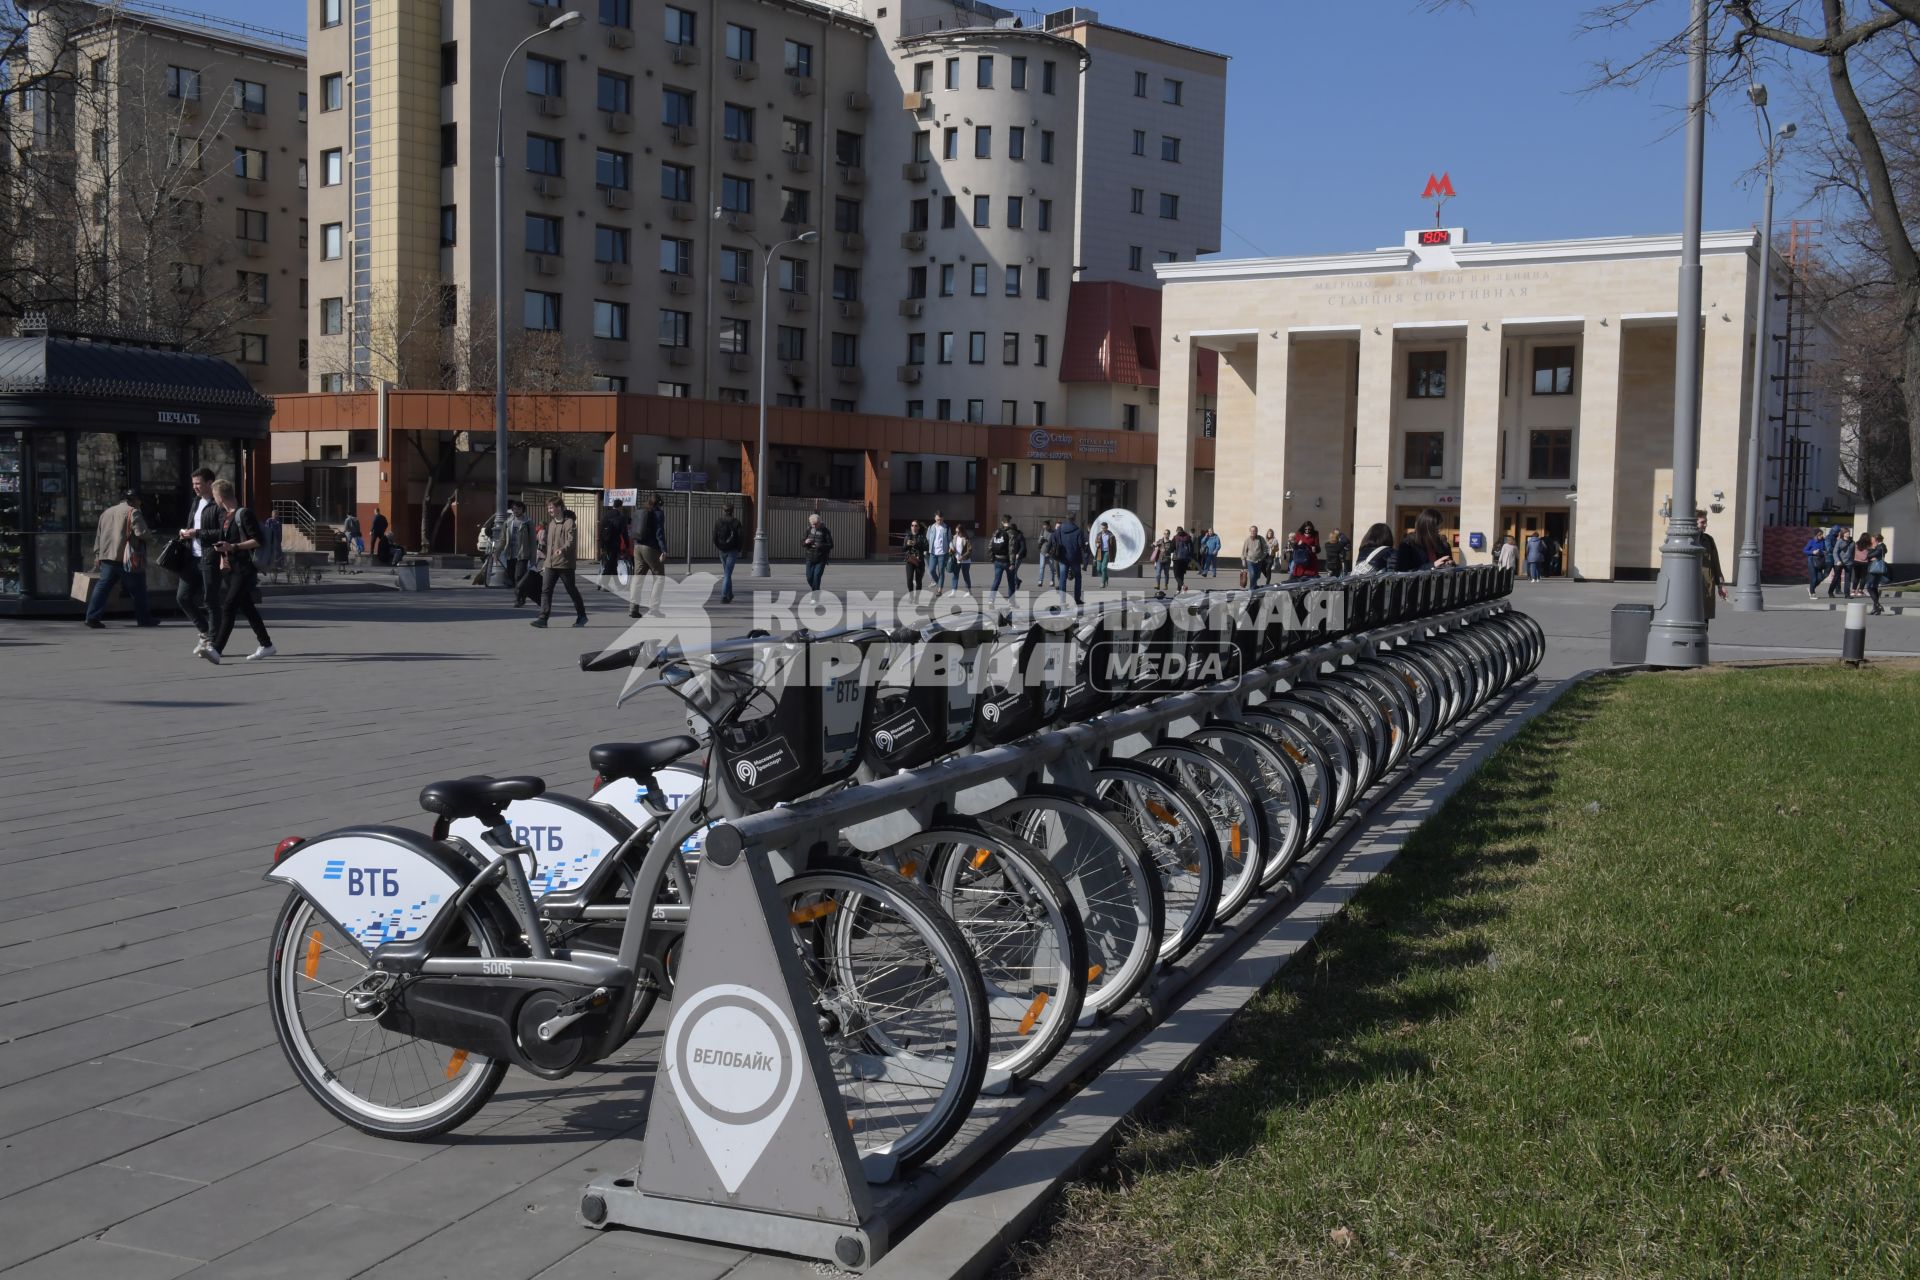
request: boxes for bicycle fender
[266,826,468,948]
[588,767,707,859]
[445,794,634,898]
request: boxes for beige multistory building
[1155,227,1844,580]
[4,0,309,393]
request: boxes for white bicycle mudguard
[446,796,628,898]
[590,766,707,856]
[267,832,465,948]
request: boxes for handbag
[121,511,148,573]
[1238,568,1249,587]
[156,534,190,574]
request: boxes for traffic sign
[670,471,708,492]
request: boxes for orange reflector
[1281,741,1308,765]
[971,848,992,869]
[1185,863,1200,874]
[1229,823,1243,860]
[302,930,323,980]
[445,1049,469,1079]
[898,861,919,878]
[1144,799,1179,826]
[1087,964,1104,982]
[788,900,838,925]
[1017,991,1051,1036]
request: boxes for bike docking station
[576,569,1545,1273]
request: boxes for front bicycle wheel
[783,858,988,1174]
[1137,741,1267,922]
[268,891,509,1139]
[1092,762,1220,964]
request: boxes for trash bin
[1610,602,1653,665]
[394,559,431,592]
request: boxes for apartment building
[4,0,309,394]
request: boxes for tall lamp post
[1645,0,1713,667]
[1733,84,1794,613]
[714,212,817,578]
[490,9,580,585]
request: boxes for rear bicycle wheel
[1190,724,1309,890]
[1092,762,1220,964]
[1241,707,1337,849]
[1137,741,1267,922]
[783,858,988,1174]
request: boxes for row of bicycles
[263,566,1540,1181]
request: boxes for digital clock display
[1419,229,1452,247]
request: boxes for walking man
[599,498,632,586]
[628,493,669,619]
[500,500,533,596]
[1696,510,1727,621]
[1326,527,1351,576]
[1053,511,1087,605]
[1199,528,1221,578]
[712,502,744,604]
[530,496,587,628]
[85,489,156,628]
[801,512,833,593]
[177,467,222,656]
[927,512,951,597]
[1240,524,1269,588]
[1094,521,1117,589]
[1037,520,1056,589]
[989,515,1026,600]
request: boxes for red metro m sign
[1421,172,1456,199]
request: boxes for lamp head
[798,230,819,243]
[1778,121,1796,141]
[548,9,582,30]
[1747,82,1768,109]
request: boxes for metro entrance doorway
[1502,507,1572,577]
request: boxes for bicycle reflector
[272,836,306,863]
[590,773,607,793]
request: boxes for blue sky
[187,0,1814,257]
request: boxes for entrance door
[1502,507,1572,577]
[1396,505,1460,558]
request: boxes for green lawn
[1006,664,1920,1280]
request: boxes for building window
[526,213,561,254]
[721,174,753,213]
[1120,403,1139,431]
[660,162,692,202]
[526,54,563,97]
[320,147,342,185]
[659,309,691,347]
[598,72,632,114]
[1162,135,1182,162]
[237,270,269,304]
[237,333,267,363]
[526,134,562,174]
[1407,350,1448,398]
[906,399,925,418]
[237,207,268,241]
[943,127,957,159]
[1133,70,1148,97]
[906,461,923,492]
[440,206,457,246]
[1164,77,1183,104]
[784,40,812,77]
[600,0,631,28]
[594,300,628,340]
[787,118,814,154]
[944,57,959,90]
[720,246,752,283]
[906,333,926,365]
[779,256,808,293]
[836,130,863,167]
[599,225,631,263]
[832,266,859,300]
[168,134,203,169]
[1128,245,1143,272]
[1042,60,1056,93]
[440,123,457,166]
[1007,196,1023,228]
[972,195,989,227]
[832,332,858,366]
[1038,199,1052,230]
[166,65,201,100]
[1036,267,1050,299]
[938,331,954,364]
[907,265,927,297]
[966,399,985,423]
[968,331,986,364]
[232,79,266,113]
[935,460,951,490]
[1532,345,1576,396]
[299,340,310,371]
[726,23,755,62]
[1529,429,1573,479]
[724,102,754,142]
[939,264,956,297]
[1002,332,1019,364]
[718,388,749,404]
[322,0,342,27]
[590,376,627,392]
[913,61,933,93]
[1131,129,1146,156]
[659,236,691,274]
[718,318,750,354]
[1040,130,1054,163]
[977,54,993,88]
[909,199,929,232]
[664,6,695,44]
[321,72,342,111]
[662,87,694,127]
[1034,334,1048,366]
[779,187,809,225]
[1158,249,1179,263]
[656,381,689,397]
[974,125,991,158]
[834,197,862,232]
[1005,264,1021,296]
[232,146,267,180]
[440,43,457,86]
[320,297,344,335]
[1130,187,1144,214]
[971,264,988,296]
[524,290,562,331]
[595,148,631,190]
[1160,192,1179,219]
[941,196,956,228]
[1403,431,1446,479]
[1028,463,1044,494]
[1008,126,1025,161]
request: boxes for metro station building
[1153,227,1844,579]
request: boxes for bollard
[1842,601,1867,664]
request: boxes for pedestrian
[1169,526,1194,591]
[1396,508,1454,571]
[1801,529,1829,599]
[1238,525,1267,588]
[951,524,974,590]
[1289,521,1321,579]
[177,466,222,656]
[368,508,389,565]
[1152,530,1172,590]
[1496,534,1518,575]
[1054,511,1087,605]
[927,511,951,597]
[530,495,587,628]
[1864,533,1889,613]
[501,500,534,597]
[1827,527,1853,597]
[1094,521,1117,589]
[1524,531,1545,582]
[259,506,284,578]
[1037,520,1056,588]
[201,479,275,662]
[1850,532,1871,597]
[903,519,929,593]
[1694,510,1727,620]
[712,501,744,604]
[599,498,632,585]
[340,508,363,567]
[84,488,157,628]
[1353,523,1395,574]
[990,515,1026,599]
[628,493,669,619]
[801,512,833,593]
[1200,527,1222,578]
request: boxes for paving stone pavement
[2,564,1912,1278]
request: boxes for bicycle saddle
[589,736,699,779]
[417,775,545,821]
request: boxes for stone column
[1573,319,1623,580]
[1697,304,1749,563]
[1352,326,1395,535]
[1250,332,1290,540]
[1458,323,1503,562]
[864,449,890,558]
[1155,331,1197,530]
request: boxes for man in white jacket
[927,512,951,598]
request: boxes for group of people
[81,466,276,664]
[335,508,395,568]
[1143,522,1354,593]
[897,513,1100,604]
[1803,524,1891,613]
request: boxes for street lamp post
[1645,0,1712,667]
[1733,86,1794,613]
[489,9,580,586]
[714,212,818,578]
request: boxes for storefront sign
[156,411,202,425]
[1025,429,1120,461]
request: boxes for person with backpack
[1053,512,1087,605]
[990,515,1026,599]
[1802,529,1830,599]
[712,502,744,604]
[1396,508,1454,572]
[1093,521,1118,589]
[801,512,833,593]
[200,479,276,661]
[1169,526,1195,591]
[627,493,669,619]
[1289,521,1322,579]
[1353,523,1396,575]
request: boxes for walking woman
[1864,533,1889,613]
[201,480,275,664]
[1289,520,1322,579]
[1395,508,1454,572]
[1151,530,1172,591]
[903,519,929,593]
[951,524,974,590]
[1353,523,1396,575]
[1169,526,1195,591]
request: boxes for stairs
[273,500,344,555]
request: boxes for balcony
[897,364,922,384]
[901,162,927,182]
[900,231,926,251]
[898,298,924,317]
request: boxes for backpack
[1291,541,1311,567]
[1056,525,1082,567]
[713,517,741,552]
[1802,535,1827,560]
